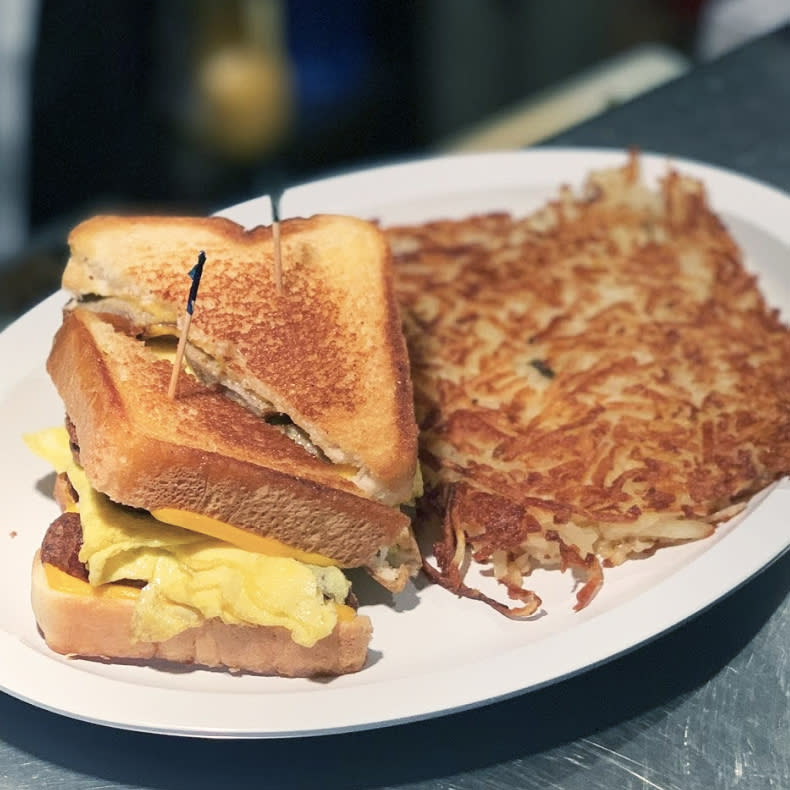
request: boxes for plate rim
[2,146,789,738]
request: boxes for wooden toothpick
[271,192,283,294]
[167,250,206,399]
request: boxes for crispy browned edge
[66,213,271,260]
[283,216,419,499]
[64,214,420,501]
[46,308,413,573]
[31,551,372,676]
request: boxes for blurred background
[1,0,789,324]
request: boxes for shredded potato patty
[389,154,790,615]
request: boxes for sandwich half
[28,214,421,676]
[63,213,420,507]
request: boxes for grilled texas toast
[63,213,419,507]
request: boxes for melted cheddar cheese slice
[150,508,336,567]
[44,562,139,600]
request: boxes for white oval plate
[2,148,789,738]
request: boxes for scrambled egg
[26,427,351,647]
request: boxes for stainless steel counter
[0,27,788,790]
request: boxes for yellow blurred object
[197,44,292,160]
[191,0,293,161]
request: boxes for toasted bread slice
[46,308,419,589]
[63,214,419,506]
[32,551,372,676]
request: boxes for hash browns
[389,154,790,616]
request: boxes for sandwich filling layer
[27,427,354,648]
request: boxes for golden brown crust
[64,213,419,502]
[46,309,417,578]
[391,155,790,612]
[31,552,372,677]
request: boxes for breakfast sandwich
[27,213,421,675]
